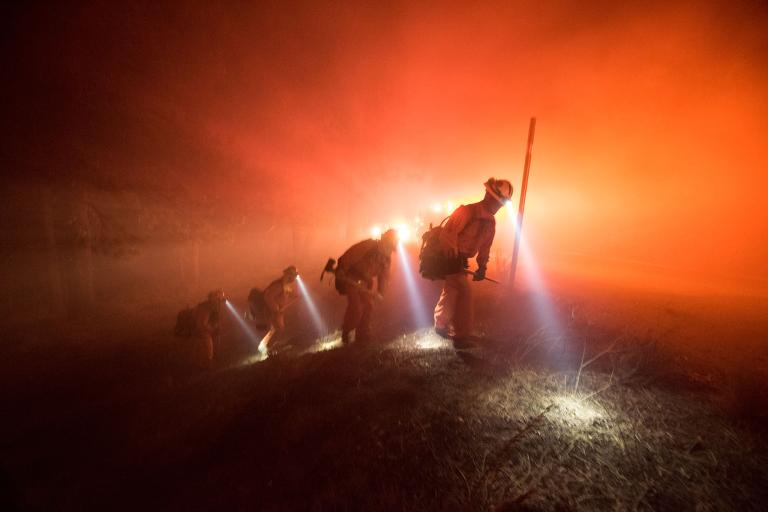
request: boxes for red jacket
[438,201,496,268]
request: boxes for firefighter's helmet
[283,265,299,282]
[484,178,513,204]
[208,289,226,303]
[380,228,398,251]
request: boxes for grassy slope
[1,290,767,511]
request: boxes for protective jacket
[337,239,391,293]
[438,201,496,269]
[263,278,297,313]
[193,300,220,338]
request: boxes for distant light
[445,201,454,212]
[396,224,411,243]
[371,226,382,239]
[413,216,421,223]
[431,203,443,214]
[504,199,512,207]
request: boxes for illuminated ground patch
[551,394,606,427]
[303,331,345,354]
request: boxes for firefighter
[191,289,225,367]
[335,228,398,345]
[434,178,512,349]
[257,265,300,355]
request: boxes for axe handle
[463,269,501,284]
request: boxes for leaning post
[508,117,536,289]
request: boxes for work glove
[473,267,486,281]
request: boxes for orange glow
[396,224,411,243]
[4,1,767,299]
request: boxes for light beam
[296,275,327,336]
[397,243,431,328]
[224,300,260,345]
[508,217,567,359]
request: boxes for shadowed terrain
[2,285,766,511]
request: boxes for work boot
[435,326,453,339]
[452,336,475,350]
[341,331,352,345]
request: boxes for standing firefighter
[175,289,226,368]
[254,266,300,355]
[433,178,512,348]
[334,228,398,345]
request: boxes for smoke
[2,0,767,303]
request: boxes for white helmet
[484,178,513,204]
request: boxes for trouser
[249,301,268,328]
[434,272,473,338]
[342,285,374,343]
[259,309,285,350]
[270,309,285,335]
[193,334,214,368]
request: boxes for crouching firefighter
[326,229,398,345]
[248,266,300,355]
[431,178,512,349]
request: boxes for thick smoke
[1,0,767,321]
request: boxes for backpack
[174,307,195,338]
[418,217,464,280]
[248,287,264,306]
[246,288,267,324]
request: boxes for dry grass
[60,329,759,511]
[1,290,767,511]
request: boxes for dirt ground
[1,281,767,511]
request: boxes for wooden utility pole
[508,117,536,288]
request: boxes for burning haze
[1,0,767,323]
